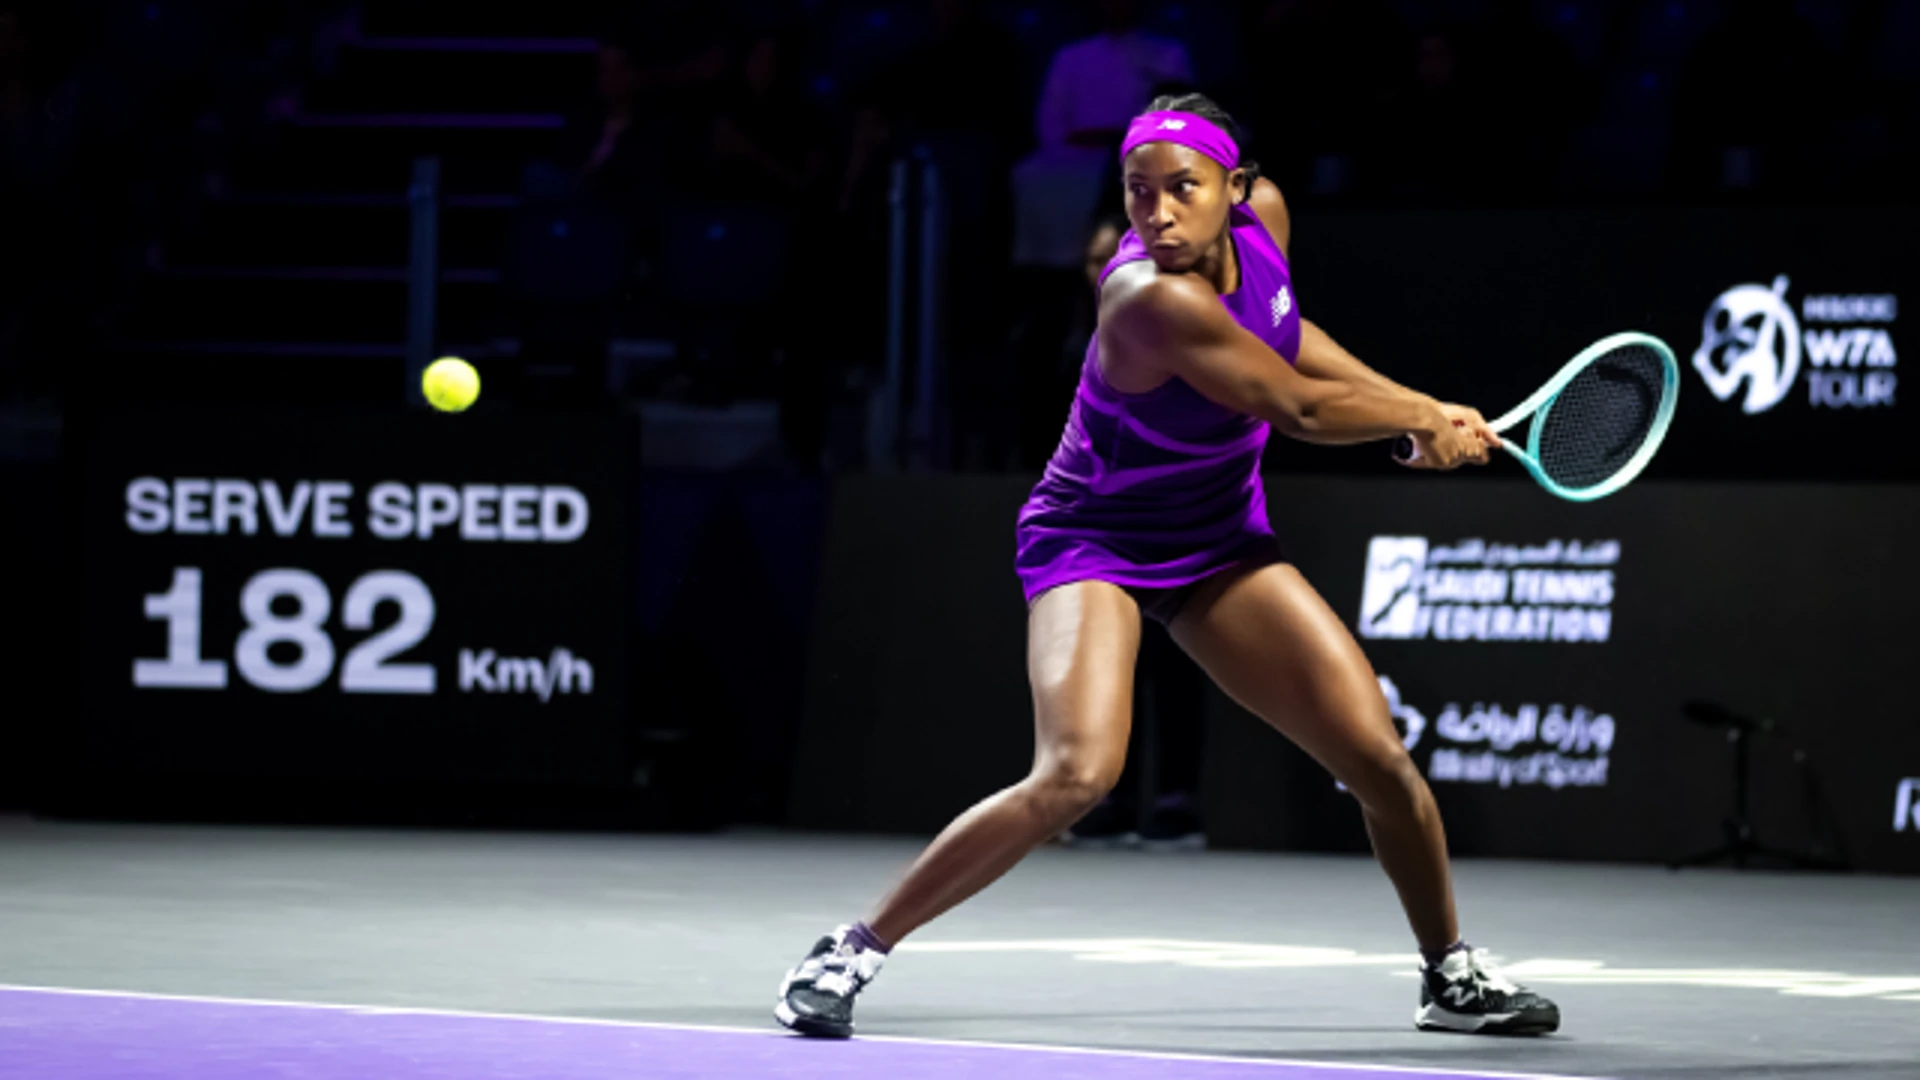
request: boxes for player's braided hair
[1143,92,1262,205]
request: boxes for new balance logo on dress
[1271,287,1293,327]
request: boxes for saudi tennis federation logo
[1358,535,1619,644]
[1694,276,1801,414]
[1360,537,1429,639]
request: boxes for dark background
[0,0,1915,873]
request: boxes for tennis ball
[422,356,480,412]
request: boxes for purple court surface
[0,987,1577,1080]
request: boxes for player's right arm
[1101,273,1486,468]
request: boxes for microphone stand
[1669,701,1849,872]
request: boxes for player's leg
[1172,563,1455,945]
[865,580,1143,940]
[1169,562,1559,1035]
[776,580,1143,1037]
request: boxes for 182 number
[134,567,437,694]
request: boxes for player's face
[1123,145,1243,273]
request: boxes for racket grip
[1392,435,1419,464]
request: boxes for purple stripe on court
[0,988,1577,1080]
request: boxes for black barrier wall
[793,475,1920,875]
[1278,207,1917,481]
[61,407,633,817]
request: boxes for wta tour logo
[1695,276,1800,413]
[1695,276,1898,412]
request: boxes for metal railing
[870,147,949,471]
[405,155,441,408]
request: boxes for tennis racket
[1393,331,1680,502]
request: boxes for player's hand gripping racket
[1393,331,1679,502]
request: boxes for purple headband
[1120,110,1240,170]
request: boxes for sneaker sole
[1415,1002,1560,1036]
[775,1000,853,1039]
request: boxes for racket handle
[1392,435,1419,464]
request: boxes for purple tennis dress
[1016,202,1302,614]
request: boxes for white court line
[0,983,1604,1080]
[901,940,1920,1001]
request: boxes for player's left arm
[1244,177,1499,448]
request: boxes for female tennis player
[777,93,1560,1038]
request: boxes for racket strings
[1533,345,1667,491]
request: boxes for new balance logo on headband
[1157,119,1187,130]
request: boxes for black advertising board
[1286,207,1918,481]
[794,475,1920,874]
[1205,476,1920,874]
[65,407,633,808]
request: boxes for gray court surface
[1,818,1916,1079]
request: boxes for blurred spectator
[1011,0,1194,468]
[1082,214,1126,291]
[879,0,1032,469]
[881,0,1028,261]
[1015,0,1191,274]
[1457,0,1595,199]
[506,32,672,412]
[708,32,827,207]
[1245,0,1410,198]
[571,38,654,208]
[549,1,730,206]
[1035,0,1192,153]
[0,4,44,391]
[802,89,904,466]
[1668,0,1841,196]
[835,96,899,221]
[1395,25,1476,198]
[0,3,103,396]
[888,0,1028,159]
[1394,3,1592,202]
[705,31,834,459]
[1018,212,1123,467]
[623,0,731,104]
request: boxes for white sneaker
[774,925,885,1038]
[1415,947,1561,1035]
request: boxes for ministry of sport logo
[1377,676,1615,790]
[1695,276,1898,413]
[1359,535,1619,644]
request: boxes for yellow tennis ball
[422,356,480,412]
